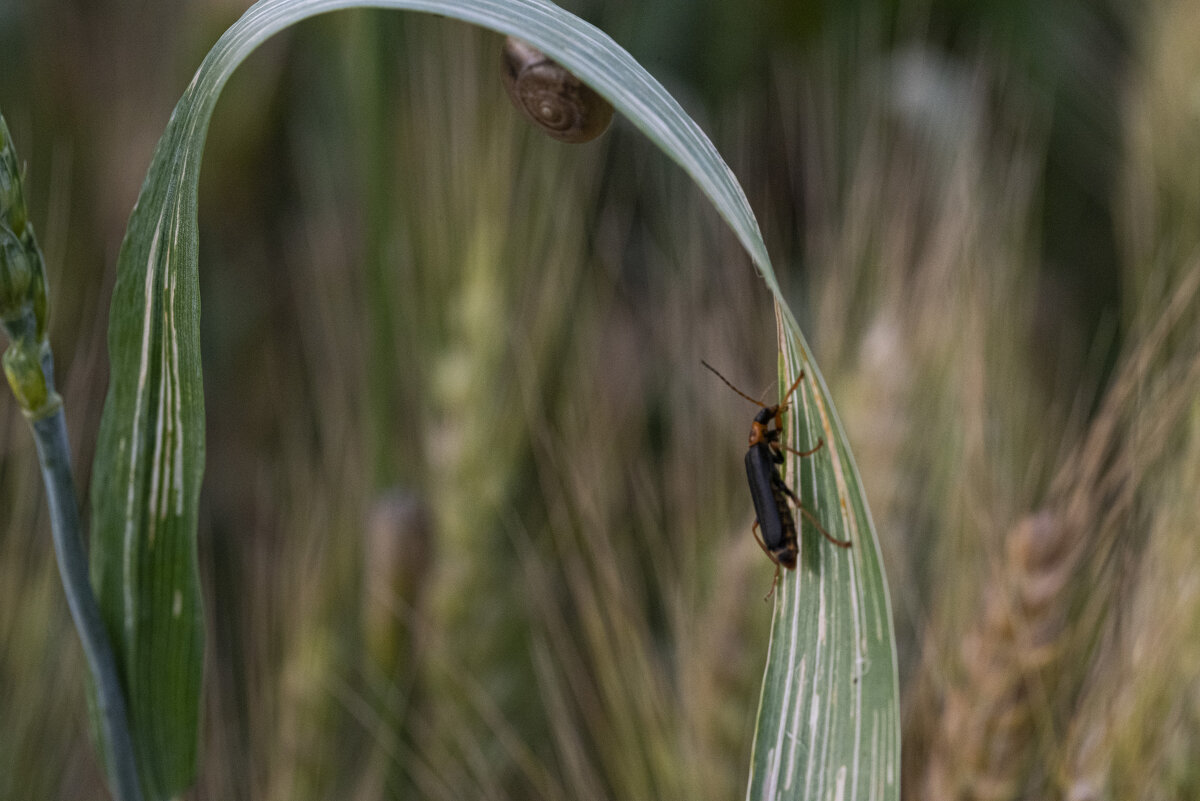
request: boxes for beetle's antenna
[701,360,765,408]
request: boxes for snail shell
[501,37,614,144]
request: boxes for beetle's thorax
[748,420,770,447]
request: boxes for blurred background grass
[2,0,1199,798]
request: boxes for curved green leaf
[88,1,899,798]
[744,309,899,801]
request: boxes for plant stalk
[30,391,144,801]
[2,110,143,801]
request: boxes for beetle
[702,360,851,596]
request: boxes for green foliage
[85,0,897,797]
[747,326,897,801]
[7,0,1200,798]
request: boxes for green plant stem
[30,382,143,801]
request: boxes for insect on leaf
[87,0,899,798]
[742,306,900,801]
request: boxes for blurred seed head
[0,115,29,238]
[0,113,49,343]
[0,111,54,419]
[920,510,1074,801]
[0,226,34,327]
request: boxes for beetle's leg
[748,522,787,597]
[776,478,853,548]
[751,520,770,556]
[775,474,800,504]
[796,503,852,548]
[784,437,824,459]
[752,522,784,601]
[773,394,821,460]
[763,564,781,602]
[780,370,806,406]
[765,430,793,465]
[772,370,808,430]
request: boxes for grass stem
[30,397,143,801]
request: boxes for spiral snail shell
[501,37,614,144]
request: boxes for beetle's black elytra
[702,360,851,598]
